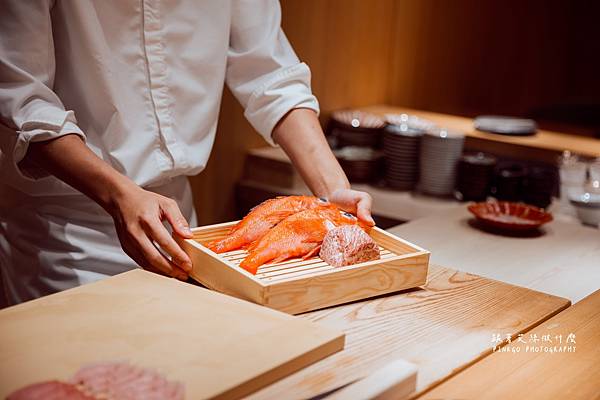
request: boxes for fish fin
[270,254,293,264]
[301,237,322,244]
[247,196,284,213]
[302,245,321,260]
[265,210,295,223]
[227,224,241,234]
[245,240,261,252]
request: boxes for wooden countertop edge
[360,104,600,158]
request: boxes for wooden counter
[389,207,600,303]
[248,266,569,400]
[419,289,600,400]
[362,105,600,162]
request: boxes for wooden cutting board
[0,270,344,399]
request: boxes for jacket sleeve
[0,0,85,180]
[226,0,319,145]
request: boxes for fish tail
[239,257,260,275]
[270,253,293,264]
[206,235,243,253]
[302,245,321,260]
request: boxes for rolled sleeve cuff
[13,108,85,180]
[244,62,320,146]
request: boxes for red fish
[239,205,367,274]
[206,196,328,253]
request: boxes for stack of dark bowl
[333,147,383,183]
[381,124,424,190]
[492,162,528,202]
[326,110,385,183]
[523,166,557,208]
[327,110,385,148]
[455,152,497,201]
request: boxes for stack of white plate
[382,124,424,190]
[418,129,465,196]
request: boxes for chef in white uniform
[0,1,374,305]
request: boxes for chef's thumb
[356,196,375,226]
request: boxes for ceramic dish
[468,201,553,231]
[474,115,537,136]
[568,185,600,227]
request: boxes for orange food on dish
[239,204,368,274]
[207,195,328,253]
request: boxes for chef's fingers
[161,198,193,238]
[142,218,193,272]
[356,192,375,226]
[135,234,189,280]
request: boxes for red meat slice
[7,381,93,400]
[319,225,380,267]
[71,361,184,400]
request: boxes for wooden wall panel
[191,0,600,225]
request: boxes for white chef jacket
[0,0,319,304]
[0,0,319,194]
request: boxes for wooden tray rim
[185,222,430,287]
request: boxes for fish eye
[342,211,356,219]
[318,197,329,203]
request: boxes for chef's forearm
[23,134,137,213]
[272,108,350,198]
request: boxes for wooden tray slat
[177,222,430,314]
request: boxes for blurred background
[192,0,600,226]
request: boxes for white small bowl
[569,190,600,228]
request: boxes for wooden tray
[177,222,430,314]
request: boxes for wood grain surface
[247,265,570,400]
[329,359,417,400]
[420,289,600,400]
[389,207,600,303]
[0,270,344,400]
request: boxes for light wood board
[420,289,600,400]
[329,359,417,400]
[389,207,600,303]
[0,270,344,399]
[247,265,570,400]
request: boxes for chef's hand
[329,188,375,226]
[23,134,193,280]
[109,185,194,280]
